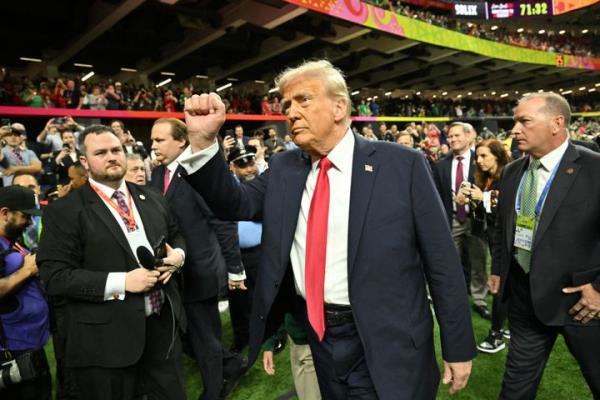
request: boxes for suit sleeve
[183,149,269,222]
[410,154,477,362]
[37,201,109,302]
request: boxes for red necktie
[305,157,333,341]
[455,156,467,223]
[163,168,171,195]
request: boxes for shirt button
[258,315,265,321]
[112,293,120,300]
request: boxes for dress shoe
[473,304,492,320]
[220,357,248,399]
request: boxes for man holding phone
[0,123,42,187]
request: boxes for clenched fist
[184,93,226,152]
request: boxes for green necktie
[515,159,542,273]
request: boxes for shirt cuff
[104,272,126,301]
[177,140,219,175]
[229,271,247,281]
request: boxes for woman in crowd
[456,138,512,353]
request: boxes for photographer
[0,124,42,187]
[0,186,50,399]
[37,118,65,152]
[52,130,81,185]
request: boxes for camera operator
[52,130,81,186]
[0,186,50,399]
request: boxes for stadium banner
[453,1,489,18]
[553,0,599,14]
[283,0,600,70]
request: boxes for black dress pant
[228,245,259,351]
[72,301,186,400]
[500,263,600,400]
[184,296,245,400]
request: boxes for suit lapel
[129,183,160,248]
[348,134,377,276]
[442,155,452,192]
[84,183,137,264]
[533,144,580,247]
[468,150,476,182]
[165,166,184,201]
[503,158,527,255]
[280,151,311,268]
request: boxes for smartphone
[54,117,65,125]
[0,118,10,128]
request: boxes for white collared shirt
[178,129,355,305]
[531,136,569,204]
[290,129,354,305]
[451,148,472,213]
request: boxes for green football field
[45,305,593,400]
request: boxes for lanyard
[90,183,137,231]
[515,156,562,217]
[0,235,29,256]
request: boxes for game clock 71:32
[520,1,551,16]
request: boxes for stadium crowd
[366,0,599,57]
[1,62,600,400]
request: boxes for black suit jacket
[151,165,242,302]
[37,182,186,368]
[492,143,600,326]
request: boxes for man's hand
[156,243,183,284]
[263,351,275,375]
[443,360,472,395]
[563,283,600,324]
[228,279,247,291]
[125,268,160,293]
[57,183,72,198]
[487,275,501,295]
[183,93,226,152]
[22,254,39,277]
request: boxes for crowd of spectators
[366,0,599,57]
[3,73,598,120]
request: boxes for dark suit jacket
[492,143,600,326]
[151,164,242,303]
[37,182,186,368]
[185,134,476,399]
[433,150,487,237]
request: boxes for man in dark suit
[490,92,600,399]
[178,60,476,399]
[433,122,490,320]
[149,117,247,400]
[37,125,187,400]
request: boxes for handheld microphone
[136,246,159,270]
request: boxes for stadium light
[268,87,279,94]
[559,30,566,35]
[227,78,239,82]
[121,67,137,72]
[433,95,437,98]
[491,91,496,95]
[579,86,586,91]
[254,80,265,84]
[595,83,600,87]
[416,91,421,95]
[160,71,175,76]
[457,94,462,99]
[81,71,95,82]
[367,97,372,101]
[517,28,524,33]
[442,91,448,96]
[514,91,519,94]
[156,78,172,88]
[491,25,498,31]
[538,30,545,34]
[500,93,508,98]
[384,91,392,96]
[467,92,472,96]
[74,63,93,68]
[19,57,42,63]
[581,29,589,34]
[351,90,360,96]
[196,75,208,79]
[216,83,232,92]
[562,90,572,95]
[589,88,597,93]
[373,96,378,100]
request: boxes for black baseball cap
[228,145,257,167]
[0,186,42,216]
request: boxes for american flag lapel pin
[365,164,373,172]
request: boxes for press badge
[514,215,535,251]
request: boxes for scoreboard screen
[488,1,553,18]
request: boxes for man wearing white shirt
[178,60,475,400]
[38,125,187,400]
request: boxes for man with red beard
[37,125,187,400]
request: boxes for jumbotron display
[453,0,599,18]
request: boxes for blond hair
[275,59,351,126]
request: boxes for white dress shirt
[451,148,472,213]
[290,130,353,305]
[178,129,355,305]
